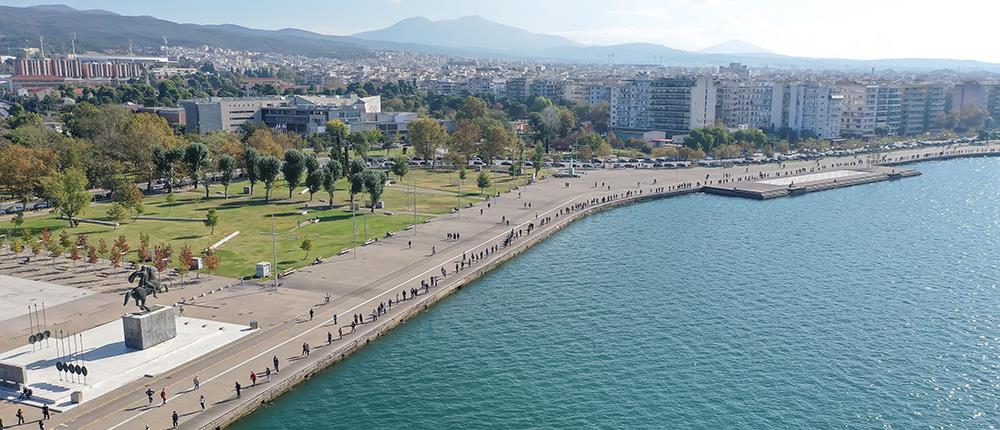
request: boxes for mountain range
[0,4,997,72]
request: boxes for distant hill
[0,5,997,73]
[353,15,581,51]
[700,40,775,55]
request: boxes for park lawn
[13,169,485,279]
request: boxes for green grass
[11,169,537,279]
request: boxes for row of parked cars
[0,200,50,215]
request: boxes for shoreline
[202,146,1000,430]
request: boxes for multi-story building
[772,82,842,139]
[528,78,566,101]
[505,77,529,101]
[900,84,948,135]
[260,95,381,135]
[715,79,775,130]
[610,75,716,135]
[838,84,877,137]
[14,56,167,80]
[950,81,992,113]
[563,82,612,105]
[179,97,287,134]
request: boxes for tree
[59,230,72,249]
[305,169,325,201]
[42,168,92,227]
[115,182,144,221]
[391,155,409,181]
[87,245,99,265]
[483,123,514,165]
[205,208,219,234]
[300,238,313,258]
[457,96,488,121]
[325,119,350,165]
[363,170,387,213]
[282,149,306,199]
[153,146,185,193]
[217,155,236,198]
[11,212,24,231]
[347,132,371,160]
[204,254,220,278]
[409,118,447,169]
[532,145,544,177]
[69,245,82,266]
[257,156,281,202]
[97,238,109,261]
[177,244,193,285]
[0,145,57,210]
[243,147,261,193]
[138,232,151,262]
[304,155,321,176]
[449,121,481,165]
[153,243,172,277]
[185,143,211,197]
[477,170,492,195]
[322,160,342,208]
[106,203,128,226]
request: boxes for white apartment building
[771,83,842,139]
[610,75,716,135]
[715,79,775,130]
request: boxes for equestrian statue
[124,265,166,312]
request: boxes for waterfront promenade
[0,143,997,430]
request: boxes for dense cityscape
[1,2,999,430]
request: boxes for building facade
[610,76,716,135]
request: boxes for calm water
[234,157,1000,429]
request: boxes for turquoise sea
[233,157,1000,429]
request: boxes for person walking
[235,381,242,399]
[265,367,271,382]
[273,355,280,373]
[16,409,24,425]
[41,404,49,420]
[199,394,206,411]
[145,388,154,405]
[171,411,179,428]
[193,375,200,390]
[309,308,314,320]
[160,388,167,405]
[327,332,333,345]
[250,371,257,386]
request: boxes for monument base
[122,305,177,350]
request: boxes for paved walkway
[1,143,998,430]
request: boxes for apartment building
[610,76,716,135]
[900,84,948,135]
[772,83,842,139]
[528,79,566,101]
[715,79,775,130]
[563,82,612,105]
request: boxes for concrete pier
[704,166,921,200]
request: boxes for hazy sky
[6,0,998,62]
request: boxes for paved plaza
[0,314,251,410]
[0,275,93,320]
[757,169,868,186]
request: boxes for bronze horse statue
[124,265,166,312]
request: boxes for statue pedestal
[122,305,177,350]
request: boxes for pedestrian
[333,314,337,324]
[309,308,314,320]
[42,404,49,420]
[432,246,436,255]
[273,355,280,373]
[160,387,167,405]
[327,331,333,344]
[172,411,178,428]
[265,366,271,382]
[200,394,206,410]
[235,381,241,399]
[16,409,24,425]
[145,388,154,405]
[193,375,200,390]
[408,240,412,248]
[250,371,257,386]
[37,420,43,430]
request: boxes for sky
[5,0,999,63]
